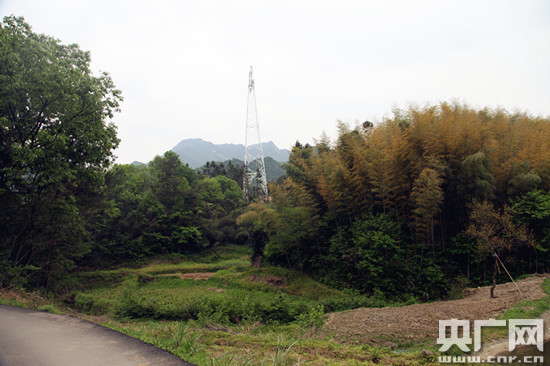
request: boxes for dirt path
[0,305,193,366]
[320,275,549,347]
[159,272,216,280]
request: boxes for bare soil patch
[160,272,216,280]
[248,275,287,289]
[206,287,227,293]
[320,275,549,347]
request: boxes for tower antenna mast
[243,66,269,201]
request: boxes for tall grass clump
[173,322,202,356]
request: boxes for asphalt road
[0,305,194,366]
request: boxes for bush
[196,296,233,325]
[239,295,259,324]
[0,261,39,290]
[72,271,329,325]
[114,287,157,319]
[448,275,469,300]
[137,273,153,286]
[261,292,308,323]
[73,292,111,315]
[37,304,60,314]
[297,304,326,329]
[64,270,129,291]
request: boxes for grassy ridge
[68,245,398,325]
[60,244,437,364]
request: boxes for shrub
[37,304,60,314]
[448,275,469,300]
[114,287,155,319]
[296,304,326,329]
[137,273,153,286]
[73,292,111,315]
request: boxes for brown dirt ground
[159,272,216,280]
[248,275,287,289]
[319,275,549,347]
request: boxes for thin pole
[492,250,522,295]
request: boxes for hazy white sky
[2,0,549,164]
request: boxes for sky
[1,0,550,164]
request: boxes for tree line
[240,104,550,299]
[0,16,247,289]
[2,16,550,300]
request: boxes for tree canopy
[0,16,121,287]
[257,103,550,298]
[2,16,549,301]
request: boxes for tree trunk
[490,256,498,298]
[252,255,262,269]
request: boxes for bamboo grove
[242,103,550,299]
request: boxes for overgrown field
[1,245,436,364]
[66,246,418,324]
[3,245,549,365]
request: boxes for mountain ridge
[171,138,290,168]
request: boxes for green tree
[149,151,196,213]
[196,175,244,246]
[507,162,542,196]
[87,164,161,264]
[459,152,496,202]
[325,212,408,295]
[283,142,314,185]
[236,202,277,267]
[0,16,121,288]
[146,152,204,252]
[511,190,550,272]
[267,178,322,270]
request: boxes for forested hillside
[198,157,286,185]
[241,105,550,299]
[2,16,550,303]
[87,152,245,265]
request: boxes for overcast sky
[2,0,549,164]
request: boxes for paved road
[0,305,194,366]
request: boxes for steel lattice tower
[243,66,269,200]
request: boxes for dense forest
[2,16,550,302]
[0,17,245,289]
[249,107,550,299]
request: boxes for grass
[102,318,436,365]
[0,296,28,308]
[4,244,548,365]
[67,245,396,325]
[137,258,250,276]
[57,244,439,364]
[0,288,55,310]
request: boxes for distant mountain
[172,138,290,168]
[263,157,286,182]
[197,157,286,183]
